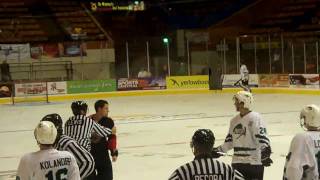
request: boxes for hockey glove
[261,146,273,167]
[111,149,119,162]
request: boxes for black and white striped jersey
[169,155,244,180]
[218,111,270,165]
[55,135,95,179]
[64,115,112,151]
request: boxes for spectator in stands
[176,62,187,76]
[159,64,168,78]
[138,68,149,78]
[1,60,12,82]
[201,62,209,75]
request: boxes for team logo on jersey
[233,123,246,139]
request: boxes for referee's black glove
[211,148,223,159]
[261,146,273,167]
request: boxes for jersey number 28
[45,168,68,180]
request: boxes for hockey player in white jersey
[16,121,80,180]
[214,91,272,180]
[234,63,251,92]
[283,104,320,180]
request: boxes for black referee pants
[232,163,264,180]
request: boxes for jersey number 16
[45,168,68,180]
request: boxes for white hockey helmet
[233,91,253,110]
[300,104,320,129]
[34,121,57,145]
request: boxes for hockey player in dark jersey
[89,100,118,180]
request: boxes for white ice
[0,92,319,180]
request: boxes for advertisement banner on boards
[289,74,319,89]
[117,78,139,91]
[15,82,47,97]
[117,78,166,91]
[166,76,208,89]
[259,74,289,87]
[222,74,259,87]
[67,79,116,94]
[138,78,166,90]
[47,82,67,95]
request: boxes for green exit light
[163,37,169,43]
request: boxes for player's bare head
[233,91,253,112]
[94,100,109,116]
[71,101,88,115]
[34,121,57,147]
[191,129,215,155]
[41,113,63,135]
[300,104,320,131]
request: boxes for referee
[41,113,95,179]
[64,101,112,152]
[168,129,244,180]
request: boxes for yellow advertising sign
[166,75,209,89]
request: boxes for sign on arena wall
[31,44,60,59]
[0,44,31,60]
[15,82,47,97]
[166,75,208,89]
[138,78,166,90]
[67,79,116,94]
[117,78,166,91]
[289,74,319,89]
[47,82,67,95]
[61,42,87,57]
[259,74,289,87]
[117,78,139,90]
[222,74,259,87]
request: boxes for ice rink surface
[0,92,319,179]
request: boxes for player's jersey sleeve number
[45,168,68,180]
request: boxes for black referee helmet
[191,129,215,151]
[71,101,88,115]
[41,113,63,135]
